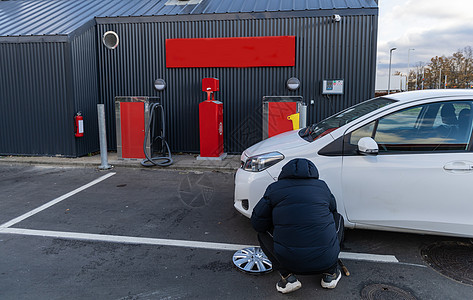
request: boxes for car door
[341,99,473,236]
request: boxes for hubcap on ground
[232,247,272,274]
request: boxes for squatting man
[251,158,344,294]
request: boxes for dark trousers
[258,212,344,277]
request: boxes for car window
[348,101,473,153]
[350,121,375,145]
[300,97,396,142]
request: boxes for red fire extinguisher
[74,112,84,137]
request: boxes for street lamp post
[388,47,397,94]
[407,48,415,91]
[415,69,418,90]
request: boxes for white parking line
[0,227,403,264]
[0,170,405,265]
[339,251,398,263]
[0,172,116,229]
[0,228,255,251]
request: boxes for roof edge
[0,35,69,43]
[95,8,378,25]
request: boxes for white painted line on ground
[397,261,428,268]
[0,228,255,251]
[0,170,404,265]
[0,172,116,229]
[339,251,399,263]
[0,227,402,264]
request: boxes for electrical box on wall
[322,79,344,95]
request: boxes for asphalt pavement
[0,156,472,299]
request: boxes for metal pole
[422,67,424,90]
[97,104,112,170]
[388,47,396,94]
[438,69,442,89]
[407,49,415,91]
[415,68,418,90]
[299,104,307,129]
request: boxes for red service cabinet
[115,96,158,159]
[262,96,306,139]
[199,100,224,157]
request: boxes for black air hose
[141,103,173,167]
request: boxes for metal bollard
[97,104,112,170]
[299,104,307,129]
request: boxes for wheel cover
[232,247,273,274]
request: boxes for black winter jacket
[251,158,340,273]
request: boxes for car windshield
[299,97,397,142]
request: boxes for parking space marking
[339,251,398,263]
[0,172,116,229]
[0,228,255,251]
[0,227,406,265]
[0,170,409,266]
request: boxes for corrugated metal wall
[70,25,101,156]
[0,25,100,157]
[0,41,76,156]
[97,13,378,153]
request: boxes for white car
[235,90,473,238]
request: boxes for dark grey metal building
[0,1,100,157]
[0,0,378,156]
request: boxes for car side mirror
[358,137,379,155]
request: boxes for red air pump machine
[198,78,226,160]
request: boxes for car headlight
[243,152,284,172]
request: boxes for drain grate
[421,241,473,286]
[361,284,417,300]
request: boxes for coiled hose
[141,103,173,167]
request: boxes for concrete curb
[0,153,241,173]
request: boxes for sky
[376,0,473,78]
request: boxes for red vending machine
[198,78,226,160]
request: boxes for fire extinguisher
[74,112,84,137]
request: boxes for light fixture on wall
[286,77,301,91]
[154,79,167,91]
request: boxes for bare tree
[407,46,473,90]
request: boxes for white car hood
[243,130,309,158]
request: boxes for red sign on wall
[166,36,295,68]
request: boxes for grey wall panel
[70,25,101,156]
[0,42,76,156]
[98,13,377,153]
